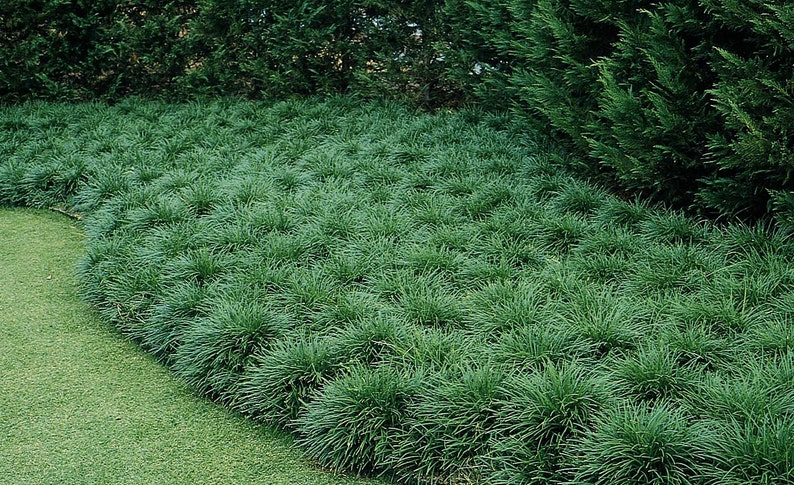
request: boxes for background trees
[2,0,791,224]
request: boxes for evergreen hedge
[449,0,793,223]
[0,1,453,104]
[1,0,792,221]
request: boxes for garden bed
[2,97,792,484]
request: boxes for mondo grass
[570,402,717,485]
[2,97,793,484]
[489,362,611,484]
[0,208,379,485]
[297,365,422,476]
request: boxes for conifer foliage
[2,0,793,222]
[699,1,794,220]
[448,0,794,223]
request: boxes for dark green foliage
[510,0,630,151]
[713,415,794,485]
[586,2,719,208]
[172,299,293,402]
[698,1,794,220]
[439,0,518,109]
[2,98,793,484]
[390,365,505,483]
[0,0,459,106]
[183,1,357,97]
[351,0,461,107]
[296,365,421,475]
[570,403,715,485]
[237,335,342,428]
[0,0,195,101]
[4,0,793,221]
[489,363,610,484]
[446,0,793,222]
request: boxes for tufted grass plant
[488,362,612,485]
[297,365,421,476]
[237,335,343,428]
[2,97,793,483]
[390,364,505,483]
[569,402,717,485]
[332,315,409,367]
[610,344,696,402]
[171,298,294,403]
[494,324,593,370]
[712,414,794,485]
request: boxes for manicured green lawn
[0,207,379,485]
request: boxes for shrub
[508,0,630,153]
[698,1,794,221]
[586,2,719,208]
[439,0,517,109]
[0,0,194,101]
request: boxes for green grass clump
[570,403,716,485]
[0,208,378,485]
[488,362,611,484]
[2,97,793,484]
[297,366,421,475]
[238,335,342,428]
[172,298,293,402]
[332,315,408,367]
[390,365,505,483]
[610,344,694,402]
[713,414,794,485]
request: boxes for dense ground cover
[1,97,793,484]
[0,207,378,485]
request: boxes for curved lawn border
[0,208,380,485]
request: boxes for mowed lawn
[0,207,379,485]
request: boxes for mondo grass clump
[570,402,717,485]
[2,97,793,484]
[489,362,611,484]
[297,365,422,475]
[237,335,342,428]
[390,364,505,483]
